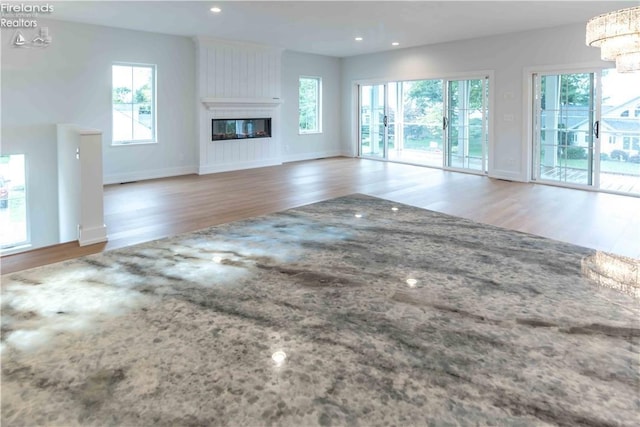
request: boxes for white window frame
[299,76,322,134]
[111,63,157,146]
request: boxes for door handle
[383,115,388,127]
[443,116,448,130]
[593,120,599,139]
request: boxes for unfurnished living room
[1,1,639,425]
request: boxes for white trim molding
[283,151,343,163]
[78,224,108,247]
[201,97,283,110]
[104,165,198,185]
[488,169,524,182]
[199,158,282,175]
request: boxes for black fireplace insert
[212,118,272,141]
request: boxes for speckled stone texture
[2,194,639,426]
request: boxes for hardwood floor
[2,157,639,274]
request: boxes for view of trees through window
[402,80,444,154]
[112,64,155,144]
[299,77,321,133]
[360,77,489,172]
[535,69,640,195]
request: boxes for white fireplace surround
[195,37,283,174]
[201,97,283,110]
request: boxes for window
[623,137,630,150]
[299,76,322,134]
[112,64,156,145]
[0,154,28,250]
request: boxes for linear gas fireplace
[212,118,272,141]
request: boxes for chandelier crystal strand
[616,52,640,73]
[599,36,640,61]
[586,6,640,72]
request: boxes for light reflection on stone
[271,350,287,366]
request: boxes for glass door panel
[389,80,444,166]
[599,69,640,195]
[386,82,399,161]
[445,78,489,172]
[359,84,386,159]
[534,72,595,187]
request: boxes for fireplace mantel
[201,97,283,110]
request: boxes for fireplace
[212,118,272,141]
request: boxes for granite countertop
[2,194,639,426]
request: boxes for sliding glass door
[599,69,640,195]
[359,84,387,159]
[533,69,639,195]
[358,76,489,174]
[445,78,489,172]
[389,80,444,167]
[533,72,596,186]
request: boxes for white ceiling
[48,0,638,57]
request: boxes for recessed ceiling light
[392,42,400,46]
[210,6,221,13]
[355,37,363,41]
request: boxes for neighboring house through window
[112,63,156,145]
[299,76,322,134]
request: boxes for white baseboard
[104,165,198,185]
[338,151,357,158]
[198,158,282,175]
[489,169,525,182]
[283,150,343,163]
[78,224,108,246]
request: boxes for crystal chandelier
[586,6,640,72]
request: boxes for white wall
[281,51,342,162]
[1,19,196,250]
[340,23,613,181]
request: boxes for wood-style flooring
[2,157,639,274]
